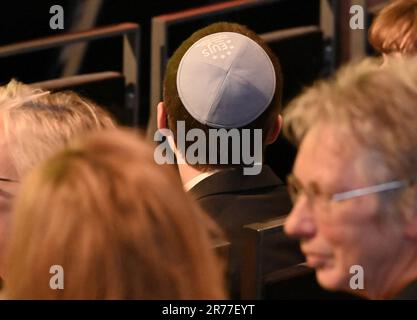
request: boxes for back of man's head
[0,79,116,176]
[163,22,283,172]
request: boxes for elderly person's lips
[304,253,333,269]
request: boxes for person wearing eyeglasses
[283,57,417,299]
[0,80,115,281]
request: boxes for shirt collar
[184,170,220,191]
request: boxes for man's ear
[265,114,282,145]
[157,101,167,130]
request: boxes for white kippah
[176,32,276,128]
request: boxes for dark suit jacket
[189,165,304,298]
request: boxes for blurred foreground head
[5,129,227,299]
[284,57,417,299]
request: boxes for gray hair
[0,79,116,176]
[284,57,417,221]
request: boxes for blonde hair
[0,79,116,176]
[369,0,417,55]
[5,129,227,299]
[284,57,417,220]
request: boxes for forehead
[293,124,366,190]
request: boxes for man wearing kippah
[156,22,303,298]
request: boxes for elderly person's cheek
[0,202,11,277]
[319,200,379,268]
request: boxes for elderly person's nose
[285,196,317,239]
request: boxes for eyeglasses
[287,174,411,205]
